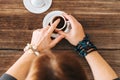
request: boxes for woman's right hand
[57,14,85,46]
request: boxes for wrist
[85,50,98,58]
[24,43,40,56]
[74,34,85,46]
[74,34,97,57]
[37,47,44,52]
[23,51,37,61]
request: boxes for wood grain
[0,0,120,49]
[0,30,120,49]
[0,0,120,80]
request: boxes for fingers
[62,14,78,29]
[63,14,77,22]
[62,13,70,20]
[47,19,60,35]
[42,26,50,32]
[56,29,67,37]
[44,25,51,29]
[50,35,65,48]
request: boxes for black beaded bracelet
[75,35,97,57]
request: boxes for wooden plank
[0,14,120,30]
[0,0,120,29]
[0,0,120,10]
[0,50,120,80]
[0,30,120,49]
[0,0,120,15]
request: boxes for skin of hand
[6,20,64,80]
[57,14,85,46]
[31,19,64,52]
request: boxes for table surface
[0,0,120,80]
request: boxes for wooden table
[0,0,120,79]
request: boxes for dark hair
[28,52,87,80]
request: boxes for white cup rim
[23,0,52,14]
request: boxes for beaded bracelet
[75,35,97,57]
[24,43,40,56]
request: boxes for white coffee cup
[50,15,70,31]
[43,11,71,38]
[30,0,45,8]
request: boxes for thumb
[49,35,65,48]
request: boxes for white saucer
[23,0,52,14]
[43,10,71,38]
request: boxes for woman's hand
[57,14,85,46]
[31,19,64,52]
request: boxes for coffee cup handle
[64,21,71,33]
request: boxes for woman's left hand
[31,19,64,52]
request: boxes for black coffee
[52,16,65,29]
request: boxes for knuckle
[33,30,37,34]
[33,29,41,32]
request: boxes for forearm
[6,52,36,80]
[85,51,118,80]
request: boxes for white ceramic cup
[50,15,70,31]
[30,0,45,8]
